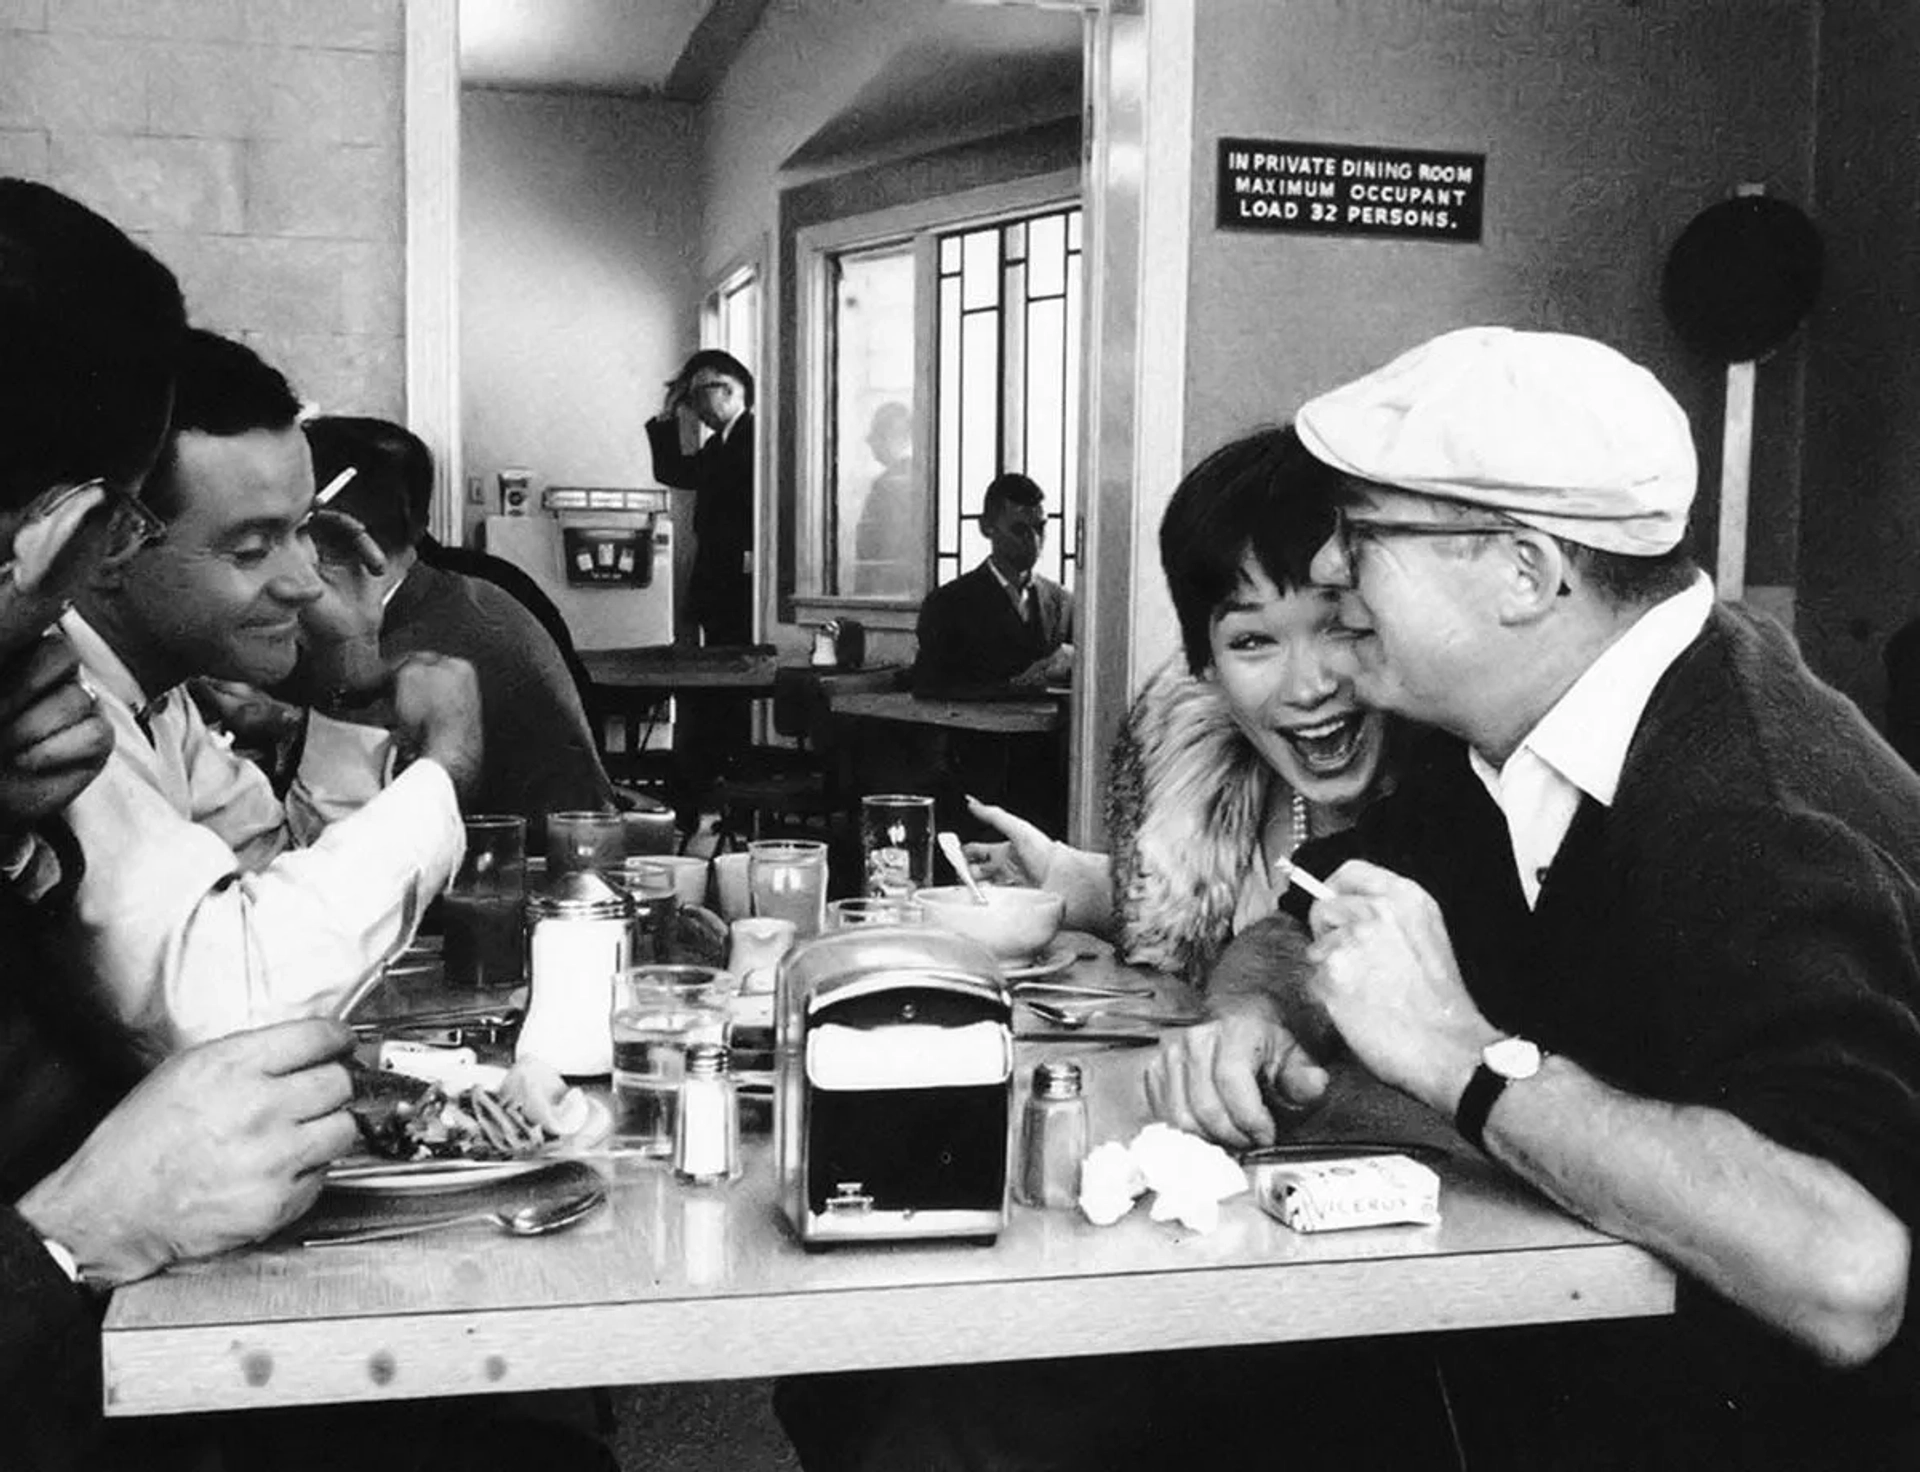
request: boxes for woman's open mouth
[1280,712,1370,775]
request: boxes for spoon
[937,830,989,904]
[305,1186,607,1247]
[1024,999,1205,1030]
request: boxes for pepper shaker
[673,1042,742,1186]
[1018,1059,1088,1209]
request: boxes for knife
[1015,1029,1161,1047]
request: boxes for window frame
[792,167,1082,627]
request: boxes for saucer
[1002,942,1078,982]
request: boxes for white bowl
[913,884,1064,962]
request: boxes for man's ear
[1496,529,1569,625]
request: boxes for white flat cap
[1294,326,1697,555]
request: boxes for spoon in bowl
[937,830,989,904]
[305,1185,608,1247]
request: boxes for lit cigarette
[315,467,357,506]
[1275,855,1335,902]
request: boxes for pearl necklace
[1289,790,1310,856]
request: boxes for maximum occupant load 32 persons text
[1214,138,1486,244]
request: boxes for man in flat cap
[1152,326,1920,1466]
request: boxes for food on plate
[346,1057,586,1162]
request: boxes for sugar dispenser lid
[525,867,633,920]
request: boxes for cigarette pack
[1257,1153,1441,1233]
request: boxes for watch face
[1484,1036,1543,1080]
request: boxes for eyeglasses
[1325,506,1520,588]
[1,478,168,589]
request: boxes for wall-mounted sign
[1217,138,1485,243]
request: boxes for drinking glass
[826,896,925,930]
[546,810,624,877]
[861,794,936,898]
[444,815,526,989]
[748,838,828,938]
[610,965,735,1159]
[614,860,678,965]
[712,852,752,922]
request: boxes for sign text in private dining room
[1216,138,1486,243]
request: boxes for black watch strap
[1454,1064,1509,1154]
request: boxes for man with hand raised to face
[60,328,482,1055]
[1152,326,1920,1469]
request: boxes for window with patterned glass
[799,176,1081,609]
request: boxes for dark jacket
[382,561,613,830]
[911,562,1071,699]
[418,532,594,714]
[646,411,753,643]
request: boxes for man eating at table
[55,328,483,1053]
[1152,326,1920,1467]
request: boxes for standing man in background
[646,350,756,836]
[647,349,755,646]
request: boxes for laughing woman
[968,425,1406,985]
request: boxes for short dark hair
[675,349,754,408]
[982,472,1045,522]
[1160,426,1346,676]
[1565,534,1701,608]
[0,178,186,512]
[304,415,432,556]
[149,329,302,515]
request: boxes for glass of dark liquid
[444,814,527,990]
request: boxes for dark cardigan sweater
[1295,603,1920,1468]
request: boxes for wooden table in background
[98,948,1673,1418]
[828,689,1066,734]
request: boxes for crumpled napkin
[1077,1122,1248,1233]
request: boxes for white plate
[328,1097,613,1194]
[324,1157,554,1195]
[1002,942,1079,982]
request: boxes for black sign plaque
[1216,137,1486,243]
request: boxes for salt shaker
[673,1042,742,1185]
[1018,1059,1088,1209]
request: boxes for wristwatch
[1454,1035,1544,1153]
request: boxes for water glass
[444,814,526,989]
[610,965,734,1159]
[826,896,925,930]
[614,860,678,964]
[748,839,828,938]
[546,810,624,877]
[861,794,935,897]
[712,852,752,922]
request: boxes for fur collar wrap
[1105,663,1277,985]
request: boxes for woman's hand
[962,794,1057,886]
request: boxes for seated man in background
[911,472,1074,699]
[1155,327,1920,1468]
[303,415,613,832]
[0,176,359,1471]
[60,328,482,1054]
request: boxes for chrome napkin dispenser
[777,927,1013,1246]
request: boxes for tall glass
[861,794,936,898]
[748,839,829,938]
[546,810,624,878]
[610,965,734,1159]
[444,815,526,989]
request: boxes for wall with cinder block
[0,0,406,419]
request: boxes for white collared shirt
[1468,576,1713,907]
[56,611,465,1051]
[984,558,1034,621]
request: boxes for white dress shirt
[984,557,1034,622]
[57,611,465,1052]
[1468,576,1713,907]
